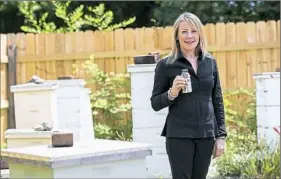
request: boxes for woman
[150,12,227,179]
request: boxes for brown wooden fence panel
[1,34,8,145]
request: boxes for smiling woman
[150,12,227,179]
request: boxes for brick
[51,131,73,147]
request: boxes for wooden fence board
[246,22,257,87]
[226,22,237,89]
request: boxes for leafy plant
[77,59,131,121]
[216,88,257,177]
[18,1,135,33]
[74,59,132,141]
[223,88,257,134]
[216,127,258,177]
[216,88,280,178]
[94,122,115,140]
[94,122,132,141]
[242,140,280,179]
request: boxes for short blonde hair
[167,12,208,64]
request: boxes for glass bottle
[181,69,192,93]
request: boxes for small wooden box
[51,131,73,147]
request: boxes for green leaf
[69,4,84,24]
[20,26,38,33]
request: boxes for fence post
[7,45,17,129]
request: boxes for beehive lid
[10,82,58,93]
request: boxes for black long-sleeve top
[150,52,227,138]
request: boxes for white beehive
[11,82,58,129]
[10,79,95,144]
[253,72,280,148]
[128,64,172,178]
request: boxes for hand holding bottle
[170,75,186,96]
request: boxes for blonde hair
[167,12,208,64]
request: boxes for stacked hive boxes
[6,79,94,148]
[254,72,280,148]
[128,64,172,178]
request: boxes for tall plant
[223,88,257,134]
[74,59,132,140]
[18,1,135,33]
[242,139,280,179]
[216,88,280,178]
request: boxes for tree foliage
[17,1,135,33]
[152,1,280,26]
[0,1,280,33]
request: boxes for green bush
[216,88,280,178]
[74,59,132,141]
[18,1,135,33]
[223,88,257,134]
[242,140,280,179]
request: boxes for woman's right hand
[170,75,186,96]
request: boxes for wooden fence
[0,20,280,144]
[1,34,8,145]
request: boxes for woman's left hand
[213,138,225,158]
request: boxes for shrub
[216,88,280,178]
[242,140,280,179]
[74,59,132,141]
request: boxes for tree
[152,1,280,26]
[0,1,279,33]
[18,1,136,33]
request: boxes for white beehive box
[48,79,95,143]
[11,82,58,129]
[10,79,95,144]
[253,72,280,148]
[5,129,52,148]
[128,64,172,178]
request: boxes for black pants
[166,137,215,179]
